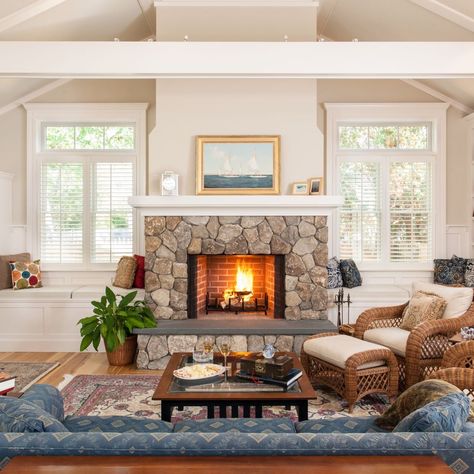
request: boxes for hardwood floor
[0,352,162,387]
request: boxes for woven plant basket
[106,335,138,366]
[113,256,137,289]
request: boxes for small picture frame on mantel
[308,177,324,195]
[291,181,309,195]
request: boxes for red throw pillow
[133,254,145,289]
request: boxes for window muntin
[44,124,135,151]
[338,123,430,151]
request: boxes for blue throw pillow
[0,397,68,432]
[339,259,362,288]
[393,392,470,433]
[327,257,343,289]
[434,255,467,286]
[21,384,64,421]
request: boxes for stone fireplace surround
[129,196,343,369]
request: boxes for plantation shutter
[40,163,84,263]
[91,162,134,263]
[339,161,381,262]
[390,161,432,262]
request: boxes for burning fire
[223,261,254,303]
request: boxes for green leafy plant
[78,286,156,352]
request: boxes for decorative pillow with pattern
[375,379,464,430]
[113,256,137,289]
[9,259,42,290]
[327,257,343,289]
[399,291,447,331]
[464,259,474,287]
[339,259,362,289]
[434,255,467,286]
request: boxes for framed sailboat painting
[196,135,280,195]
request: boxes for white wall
[149,79,322,195]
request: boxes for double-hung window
[26,104,147,270]
[326,104,447,268]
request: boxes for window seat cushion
[71,285,145,301]
[0,286,77,300]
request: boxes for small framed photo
[291,181,309,195]
[308,177,324,195]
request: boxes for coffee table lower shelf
[153,352,315,422]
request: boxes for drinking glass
[202,337,214,362]
[218,336,232,382]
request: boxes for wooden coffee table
[152,351,316,422]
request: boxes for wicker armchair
[354,302,474,388]
[429,341,474,397]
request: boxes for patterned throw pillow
[327,257,343,289]
[375,379,464,430]
[465,259,474,287]
[399,291,447,330]
[434,255,467,285]
[0,253,31,290]
[113,256,137,289]
[339,259,362,288]
[9,259,42,290]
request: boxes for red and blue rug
[60,374,388,422]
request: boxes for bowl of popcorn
[460,326,474,340]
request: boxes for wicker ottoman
[301,332,398,412]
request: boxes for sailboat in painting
[218,156,240,178]
[247,154,266,178]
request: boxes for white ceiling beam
[402,79,473,114]
[0,41,474,78]
[408,0,474,33]
[0,0,70,34]
[154,0,318,6]
[0,79,70,117]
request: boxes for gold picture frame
[196,135,280,195]
[308,177,324,195]
[291,181,309,195]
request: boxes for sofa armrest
[21,384,64,421]
[354,303,408,339]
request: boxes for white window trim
[25,103,148,272]
[325,102,448,270]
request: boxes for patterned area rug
[61,375,389,422]
[0,362,60,392]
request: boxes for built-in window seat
[0,285,144,352]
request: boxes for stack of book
[236,368,302,389]
[0,372,16,396]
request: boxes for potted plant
[78,286,156,366]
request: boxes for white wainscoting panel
[446,225,470,257]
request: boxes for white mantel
[129,195,344,255]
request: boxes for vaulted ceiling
[0,0,473,114]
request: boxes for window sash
[337,154,434,265]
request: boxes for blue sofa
[0,385,473,473]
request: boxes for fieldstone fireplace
[130,196,343,369]
[144,215,329,321]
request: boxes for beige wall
[149,79,322,196]
[0,79,156,224]
[317,79,470,225]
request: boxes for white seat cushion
[303,335,387,370]
[0,286,76,300]
[71,285,145,301]
[412,282,472,319]
[364,327,410,357]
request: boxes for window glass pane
[45,126,75,150]
[368,126,398,149]
[339,126,369,150]
[91,162,134,263]
[339,161,381,261]
[75,126,104,149]
[390,161,432,262]
[398,125,429,150]
[105,126,135,150]
[41,163,83,263]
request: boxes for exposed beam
[402,79,473,114]
[0,79,70,117]
[0,42,474,79]
[408,0,474,33]
[0,0,70,34]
